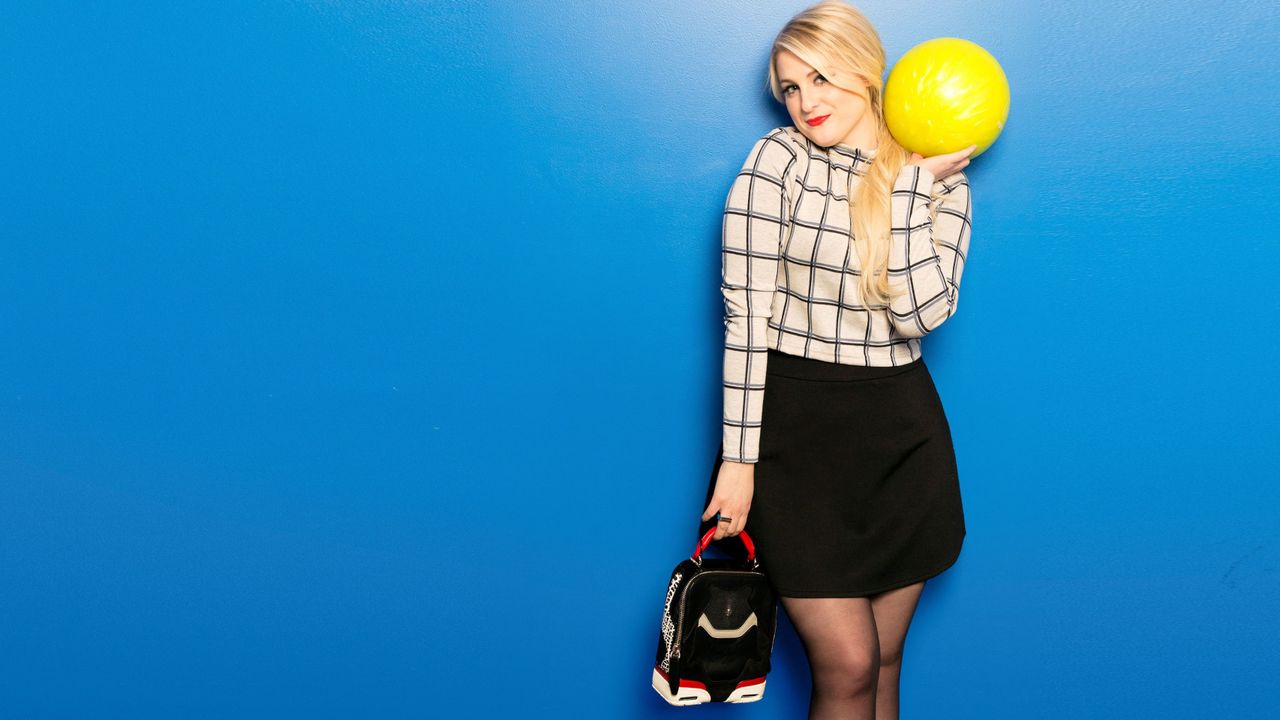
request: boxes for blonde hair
[765,0,909,307]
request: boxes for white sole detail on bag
[697,611,759,639]
[651,668,766,705]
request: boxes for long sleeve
[886,166,973,338]
[721,132,800,463]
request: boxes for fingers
[703,501,728,540]
[719,512,734,540]
[936,146,974,175]
[913,145,973,162]
[710,507,749,540]
[713,509,729,540]
[703,464,754,540]
[940,147,973,178]
[728,511,748,539]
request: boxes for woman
[698,2,975,718]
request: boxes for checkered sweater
[721,126,973,463]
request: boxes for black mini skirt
[701,348,966,598]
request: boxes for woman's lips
[806,114,830,127]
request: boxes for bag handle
[693,526,757,564]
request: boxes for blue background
[3,1,1278,717]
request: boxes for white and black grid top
[721,126,973,464]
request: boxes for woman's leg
[780,596,880,720]
[868,581,926,720]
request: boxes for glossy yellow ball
[883,38,1010,159]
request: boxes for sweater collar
[781,125,877,176]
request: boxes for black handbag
[651,527,778,705]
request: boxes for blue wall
[3,1,1277,717]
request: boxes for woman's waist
[765,346,924,382]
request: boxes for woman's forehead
[775,50,816,82]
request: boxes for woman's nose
[799,90,818,113]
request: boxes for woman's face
[775,49,876,150]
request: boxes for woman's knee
[811,644,879,696]
[878,642,904,670]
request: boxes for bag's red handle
[693,526,756,562]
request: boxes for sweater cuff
[721,425,760,464]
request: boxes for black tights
[780,581,926,720]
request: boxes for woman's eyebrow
[778,69,817,84]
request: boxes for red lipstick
[806,114,830,127]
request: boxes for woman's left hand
[907,144,976,179]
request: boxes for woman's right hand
[907,144,975,180]
[701,460,755,541]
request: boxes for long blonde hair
[766,0,908,307]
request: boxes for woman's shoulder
[764,125,809,154]
[740,125,810,173]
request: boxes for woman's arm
[721,130,799,464]
[886,165,973,338]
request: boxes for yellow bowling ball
[883,37,1010,159]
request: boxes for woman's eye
[783,85,797,95]
[815,75,826,84]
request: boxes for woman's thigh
[781,595,880,673]
[869,581,925,665]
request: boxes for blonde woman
[697,2,976,717]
